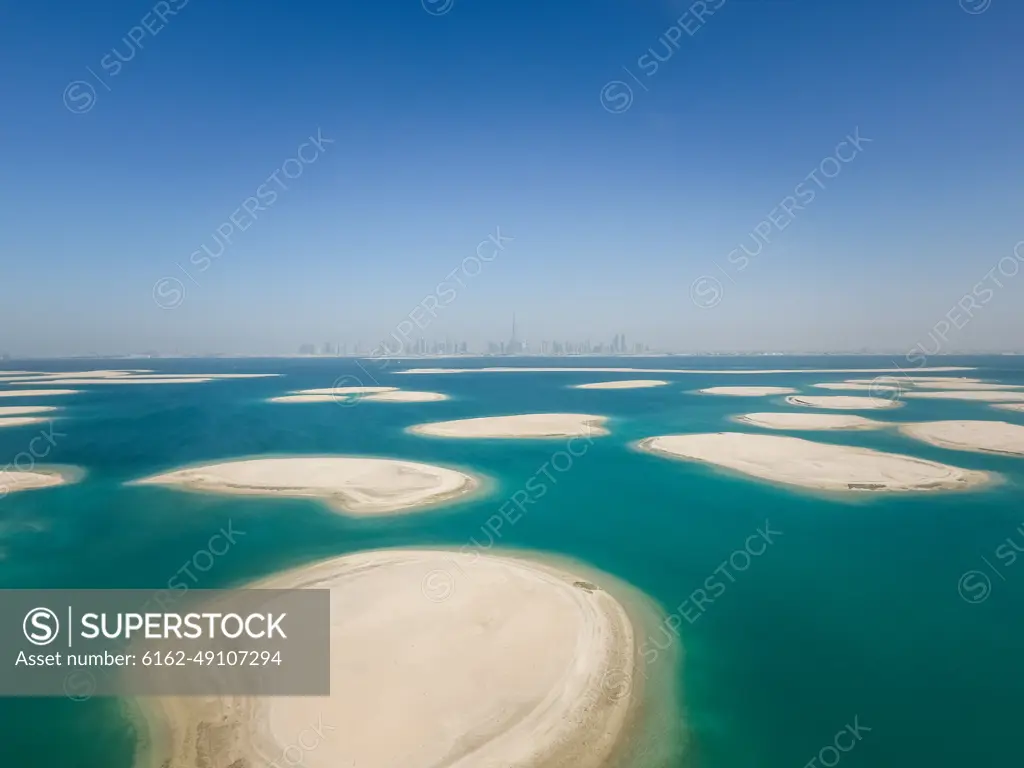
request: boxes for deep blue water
[1,356,1022,768]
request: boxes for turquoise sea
[2,356,1023,768]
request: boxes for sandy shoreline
[409,413,609,439]
[699,386,797,396]
[573,380,669,390]
[636,432,990,492]
[131,548,648,768]
[899,421,1024,457]
[735,413,889,431]
[786,395,903,410]
[0,466,81,494]
[131,456,481,515]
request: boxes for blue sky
[1,0,1022,355]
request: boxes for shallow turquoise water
[2,356,1023,768]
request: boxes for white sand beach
[994,404,1024,413]
[786,395,903,410]
[0,389,79,398]
[903,391,1024,402]
[573,380,669,390]
[133,548,639,768]
[0,467,79,494]
[636,433,990,492]
[409,413,609,439]
[735,413,889,431]
[397,366,973,375]
[362,390,449,402]
[132,456,480,515]
[699,386,797,396]
[899,421,1024,457]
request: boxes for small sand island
[903,391,1024,402]
[0,389,79,398]
[812,382,900,391]
[994,404,1024,413]
[900,421,1024,457]
[0,467,80,495]
[735,413,889,431]
[636,433,989,492]
[573,380,669,390]
[0,405,58,427]
[409,413,609,439]
[270,386,448,403]
[361,390,448,402]
[131,456,481,516]
[397,366,973,375]
[786,395,903,410]
[133,549,644,768]
[699,386,797,396]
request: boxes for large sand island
[636,433,989,492]
[735,413,889,431]
[573,380,669,389]
[899,421,1024,457]
[0,467,80,495]
[409,413,609,439]
[786,395,903,410]
[133,549,644,768]
[699,386,797,396]
[132,456,481,515]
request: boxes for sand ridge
[899,421,1024,457]
[699,386,797,396]
[735,413,889,431]
[786,395,903,410]
[409,413,609,439]
[132,549,641,768]
[131,456,481,516]
[636,432,989,493]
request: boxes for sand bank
[397,366,973,375]
[269,386,397,403]
[0,389,79,398]
[699,386,797,396]
[908,381,1023,390]
[132,548,641,768]
[12,378,213,385]
[899,421,1024,457]
[0,417,48,428]
[132,456,480,515]
[409,413,609,439]
[573,380,669,390]
[636,433,989,492]
[361,390,448,402]
[735,413,889,431]
[845,376,982,385]
[994,404,1024,413]
[0,467,80,494]
[786,395,903,410]
[0,405,58,416]
[812,382,900,391]
[903,391,1024,402]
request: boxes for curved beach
[636,432,989,492]
[899,421,1024,457]
[409,413,609,439]
[573,380,669,390]
[699,386,797,396]
[786,395,903,410]
[133,549,641,768]
[131,456,481,515]
[735,413,889,431]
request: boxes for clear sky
[1,0,1022,355]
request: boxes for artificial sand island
[636,433,989,492]
[786,395,903,410]
[397,366,973,375]
[361,390,448,402]
[699,386,797,396]
[132,548,654,768]
[903,390,1024,402]
[132,456,481,516]
[994,404,1024,413]
[0,467,80,494]
[409,413,609,439]
[573,380,669,390]
[0,389,79,398]
[812,382,900,391]
[735,413,889,431]
[899,421,1024,457]
[270,386,448,403]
